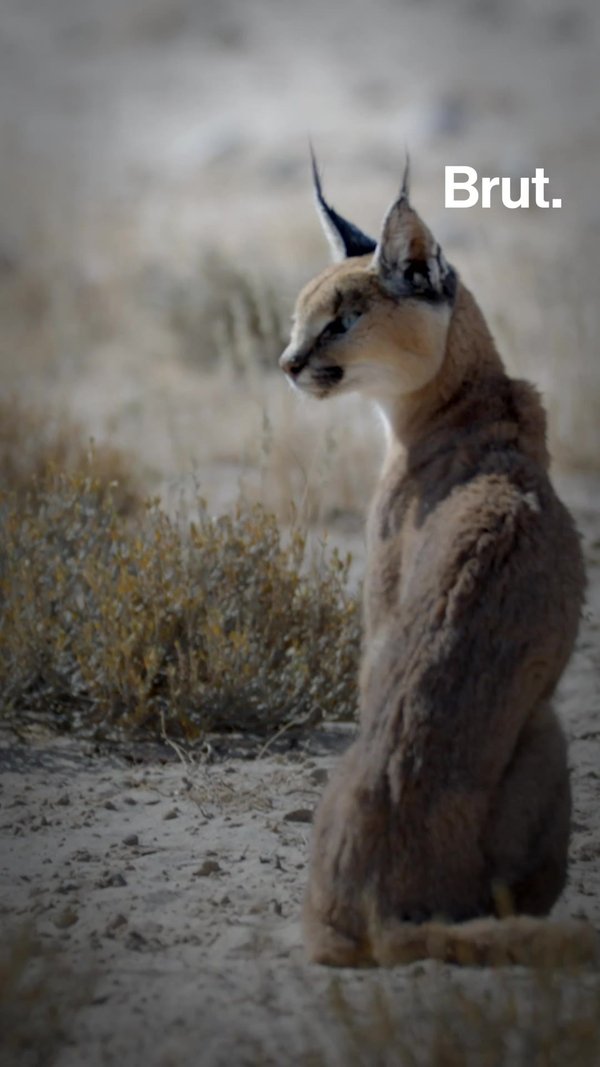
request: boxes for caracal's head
[280,154,457,404]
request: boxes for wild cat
[279,154,597,966]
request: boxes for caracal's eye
[341,310,362,331]
[323,310,362,339]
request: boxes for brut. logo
[445,166,562,209]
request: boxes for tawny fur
[280,171,596,967]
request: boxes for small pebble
[123,833,139,847]
[106,913,127,932]
[53,907,78,929]
[126,930,147,950]
[56,882,79,894]
[283,808,313,824]
[195,860,221,877]
[310,769,329,787]
[97,871,127,889]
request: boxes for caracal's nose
[279,347,309,378]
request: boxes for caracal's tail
[373,916,599,968]
[307,915,599,968]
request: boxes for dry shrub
[0,463,360,738]
[0,396,142,517]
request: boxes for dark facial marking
[313,365,344,386]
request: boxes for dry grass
[161,250,289,374]
[0,402,360,739]
[0,925,92,1067]
[459,236,600,476]
[0,244,384,526]
[0,397,142,516]
[0,254,119,385]
[286,965,600,1067]
[250,388,382,528]
[5,231,599,540]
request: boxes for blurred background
[1,0,599,530]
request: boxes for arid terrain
[1,0,600,1063]
[1,665,600,1066]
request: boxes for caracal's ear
[373,160,456,302]
[310,147,377,262]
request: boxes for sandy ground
[1,503,599,1066]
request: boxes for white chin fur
[289,375,328,399]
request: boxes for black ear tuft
[400,151,410,201]
[310,147,377,261]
